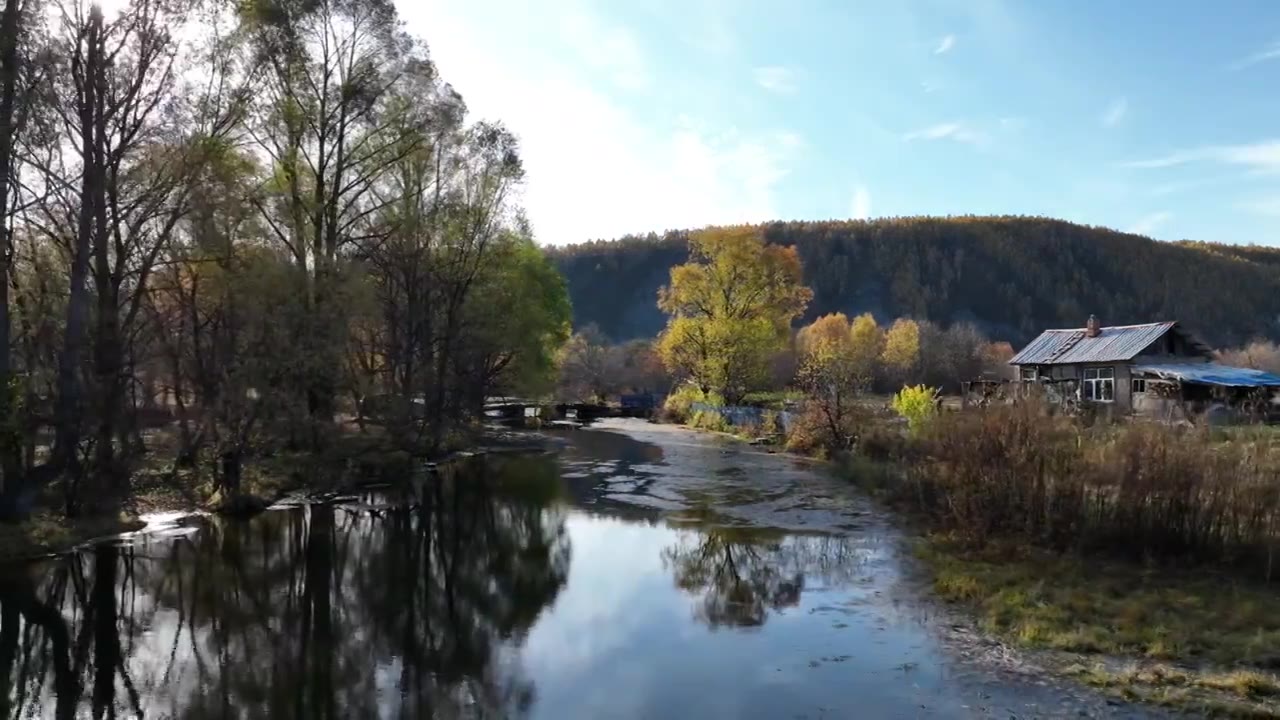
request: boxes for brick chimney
[1085,314,1101,338]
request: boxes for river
[0,419,1158,719]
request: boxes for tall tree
[656,227,811,404]
[28,0,245,505]
[0,0,40,504]
[0,0,572,519]
[880,317,921,386]
[846,313,883,392]
[242,0,424,445]
[796,313,860,451]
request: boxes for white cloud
[754,66,796,93]
[408,2,802,245]
[1231,41,1280,70]
[560,10,651,90]
[1128,211,1171,236]
[903,122,986,146]
[1101,97,1127,127]
[934,34,956,55]
[1239,196,1280,217]
[850,185,872,220]
[776,131,804,150]
[1123,140,1280,172]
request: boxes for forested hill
[546,216,1280,348]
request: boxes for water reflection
[0,471,569,720]
[663,527,864,629]
[0,441,966,720]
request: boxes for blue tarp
[1132,363,1280,388]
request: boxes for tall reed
[901,402,1280,579]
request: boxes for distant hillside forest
[547,217,1280,348]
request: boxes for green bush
[689,409,730,433]
[891,384,939,435]
[761,410,781,437]
[661,384,722,424]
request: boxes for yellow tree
[881,318,921,384]
[657,227,811,404]
[847,313,883,391]
[796,313,860,450]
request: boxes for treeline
[548,217,1280,348]
[0,0,569,516]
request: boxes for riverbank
[0,425,554,564]
[659,399,1280,716]
[829,406,1280,718]
[916,535,1280,718]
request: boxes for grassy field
[920,536,1280,717]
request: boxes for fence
[688,402,796,433]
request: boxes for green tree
[656,227,811,404]
[466,233,573,402]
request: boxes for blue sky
[405,0,1280,246]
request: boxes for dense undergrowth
[897,402,1280,580]
[832,402,1280,715]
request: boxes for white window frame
[1082,367,1115,403]
[1132,377,1146,395]
[1020,367,1038,382]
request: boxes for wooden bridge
[482,398,617,423]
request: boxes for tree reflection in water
[0,463,569,720]
[663,526,862,629]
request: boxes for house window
[1082,367,1115,402]
[1132,377,1146,394]
[1020,367,1038,382]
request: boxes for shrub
[857,422,908,462]
[784,401,834,457]
[901,401,1280,580]
[891,384,939,435]
[661,384,722,424]
[761,410,781,438]
[689,409,730,433]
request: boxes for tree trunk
[0,0,21,503]
[90,24,120,483]
[50,10,102,479]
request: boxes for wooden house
[1009,316,1280,416]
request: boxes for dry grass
[922,537,1280,716]
[837,402,1280,714]
[898,402,1280,580]
[922,537,1280,667]
[1066,663,1280,718]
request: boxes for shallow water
[0,421,1156,719]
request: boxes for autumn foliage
[657,227,812,404]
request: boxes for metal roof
[1009,322,1178,365]
[1132,363,1280,388]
